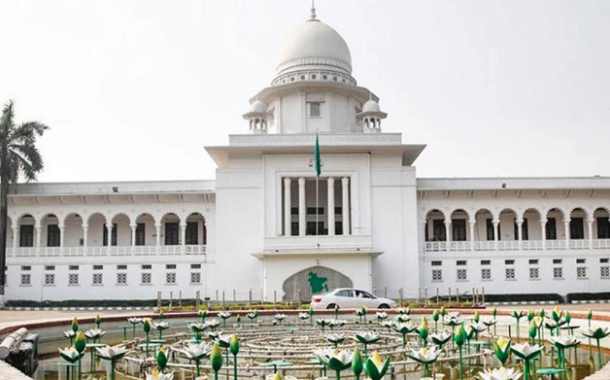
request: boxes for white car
[310,288,396,310]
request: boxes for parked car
[310,288,396,310]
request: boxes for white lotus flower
[214,333,232,348]
[511,343,544,360]
[188,322,207,332]
[354,331,380,344]
[444,314,463,326]
[549,336,580,349]
[274,314,287,321]
[478,367,522,380]
[175,343,212,360]
[396,314,411,323]
[145,370,174,380]
[582,326,610,340]
[375,312,388,320]
[395,307,410,315]
[153,322,170,330]
[313,348,353,370]
[84,328,106,340]
[407,346,442,364]
[394,321,416,334]
[471,322,487,333]
[428,331,453,346]
[329,319,346,327]
[205,319,221,328]
[59,346,83,363]
[63,330,76,339]
[326,333,346,344]
[298,312,310,320]
[381,321,395,329]
[207,331,221,340]
[128,317,143,324]
[95,345,130,360]
[218,312,232,319]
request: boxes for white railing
[264,235,373,252]
[473,241,496,251]
[546,240,567,250]
[425,242,447,252]
[593,239,610,249]
[7,245,207,258]
[425,238,610,252]
[569,239,589,250]
[521,240,544,251]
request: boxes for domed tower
[242,100,273,134]
[357,97,387,133]
[244,3,387,134]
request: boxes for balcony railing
[425,239,610,252]
[264,235,373,252]
[7,245,207,258]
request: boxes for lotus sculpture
[95,344,130,380]
[407,346,441,377]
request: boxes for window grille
[553,267,563,279]
[141,273,152,284]
[481,268,491,280]
[166,273,176,284]
[432,270,442,282]
[191,273,201,284]
[456,269,467,281]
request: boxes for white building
[3,7,610,303]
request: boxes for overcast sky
[0,0,608,183]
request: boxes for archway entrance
[282,266,353,302]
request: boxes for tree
[0,100,48,306]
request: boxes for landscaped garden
[30,305,610,380]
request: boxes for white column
[327,177,335,236]
[284,178,292,236]
[181,223,187,254]
[106,223,113,247]
[493,219,499,250]
[564,220,571,249]
[342,177,350,235]
[12,225,19,250]
[131,224,137,246]
[59,225,65,248]
[156,223,162,248]
[587,219,594,249]
[540,219,547,250]
[444,219,451,252]
[469,220,475,251]
[82,222,88,252]
[35,224,42,254]
[516,218,523,250]
[298,177,306,236]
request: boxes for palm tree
[0,100,48,306]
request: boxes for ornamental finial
[310,0,317,20]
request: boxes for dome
[362,99,381,113]
[276,19,352,76]
[250,100,267,113]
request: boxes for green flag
[314,133,321,177]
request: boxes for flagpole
[316,175,319,237]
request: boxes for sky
[0,0,609,183]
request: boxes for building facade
[3,8,609,303]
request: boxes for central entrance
[282,265,353,302]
